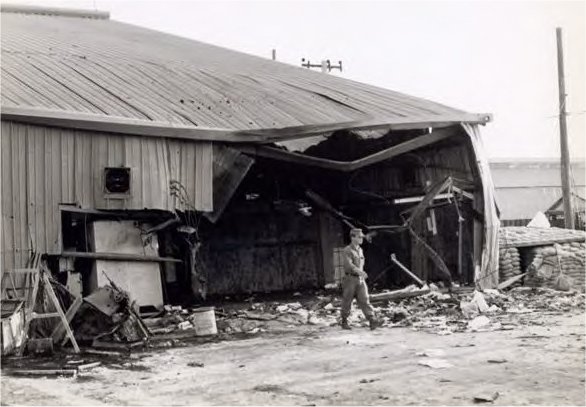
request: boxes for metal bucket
[190,307,217,336]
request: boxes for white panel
[93,260,163,309]
[90,220,158,256]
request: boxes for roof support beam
[238,128,456,172]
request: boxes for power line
[301,58,343,73]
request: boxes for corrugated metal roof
[1,7,490,135]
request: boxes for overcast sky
[4,0,586,159]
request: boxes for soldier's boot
[341,317,351,330]
[367,315,379,330]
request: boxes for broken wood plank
[42,271,80,353]
[390,254,425,287]
[77,361,102,371]
[6,369,77,377]
[497,273,527,290]
[51,296,82,345]
[406,176,453,224]
[65,359,86,365]
[370,288,430,303]
[149,327,175,335]
[408,226,453,286]
[83,349,125,357]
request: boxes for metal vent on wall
[104,167,131,195]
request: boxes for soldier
[341,228,378,330]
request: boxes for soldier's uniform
[340,229,377,330]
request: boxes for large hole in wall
[199,127,478,296]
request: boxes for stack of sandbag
[557,242,585,289]
[524,242,585,291]
[498,247,522,286]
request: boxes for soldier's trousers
[341,275,375,319]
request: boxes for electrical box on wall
[104,167,131,197]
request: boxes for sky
[3,0,586,159]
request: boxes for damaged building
[1,5,500,311]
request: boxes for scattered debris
[473,392,500,403]
[177,321,193,330]
[468,316,491,331]
[416,349,446,357]
[359,378,380,384]
[487,359,507,364]
[417,358,453,369]
[138,282,585,341]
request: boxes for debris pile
[70,285,149,348]
[143,305,221,336]
[524,242,585,291]
[370,286,585,335]
[215,299,341,334]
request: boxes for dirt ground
[1,311,585,406]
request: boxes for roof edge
[1,105,491,143]
[0,4,109,19]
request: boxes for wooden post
[42,272,80,353]
[556,27,575,229]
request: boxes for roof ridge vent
[0,4,109,20]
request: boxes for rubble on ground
[375,286,584,335]
[142,285,585,339]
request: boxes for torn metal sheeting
[238,128,457,172]
[84,287,121,317]
[204,145,255,223]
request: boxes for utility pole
[556,27,575,229]
[271,49,276,61]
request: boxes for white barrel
[190,307,217,336]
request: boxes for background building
[490,158,585,227]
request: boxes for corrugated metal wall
[1,120,213,271]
